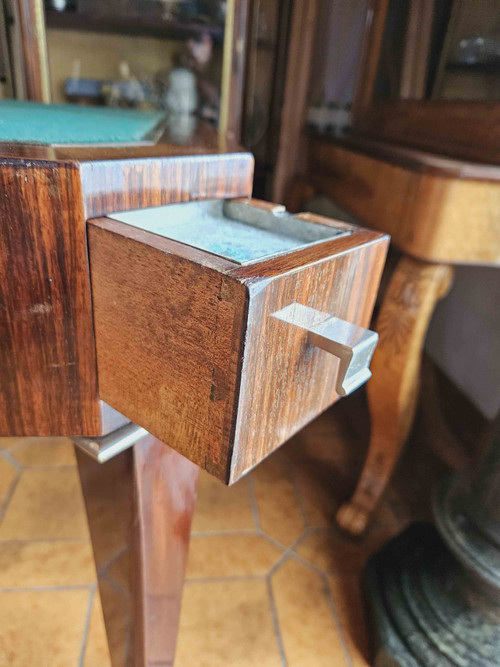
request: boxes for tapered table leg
[76,433,199,667]
[364,411,500,666]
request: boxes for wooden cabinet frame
[352,0,500,165]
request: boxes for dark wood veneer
[0,125,254,437]
[0,162,99,435]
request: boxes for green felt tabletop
[0,100,166,144]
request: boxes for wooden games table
[0,102,388,665]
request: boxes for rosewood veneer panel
[0,161,99,435]
[0,134,253,437]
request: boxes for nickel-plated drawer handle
[273,303,378,396]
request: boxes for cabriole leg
[337,255,453,535]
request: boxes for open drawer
[88,198,388,483]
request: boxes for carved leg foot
[337,255,453,536]
[76,432,199,667]
[336,501,371,535]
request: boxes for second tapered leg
[76,432,199,666]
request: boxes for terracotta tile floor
[0,392,443,666]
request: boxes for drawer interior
[107,199,350,265]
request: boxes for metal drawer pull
[73,422,148,463]
[273,303,378,396]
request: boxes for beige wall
[426,266,500,420]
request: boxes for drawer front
[231,241,384,481]
[88,199,388,483]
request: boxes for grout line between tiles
[0,584,95,593]
[265,531,355,667]
[266,575,287,667]
[0,469,22,525]
[321,572,354,667]
[15,464,77,470]
[185,574,266,584]
[257,530,288,552]
[0,436,367,665]
[0,537,90,543]
[0,449,23,471]
[267,530,312,578]
[246,473,262,530]
[286,458,309,529]
[78,583,97,667]
[190,528,258,537]
[287,547,331,578]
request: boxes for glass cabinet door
[1,0,248,141]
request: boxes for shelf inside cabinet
[45,9,224,42]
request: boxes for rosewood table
[0,101,388,665]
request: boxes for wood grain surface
[87,218,247,482]
[337,133,500,181]
[272,0,318,203]
[307,136,500,265]
[88,203,388,483]
[0,162,100,436]
[80,151,254,219]
[219,0,249,144]
[0,125,254,437]
[231,223,388,481]
[15,0,51,102]
[337,255,453,535]
[351,0,389,121]
[399,0,434,100]
[354,101,500,167]
[76,434,198,666]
